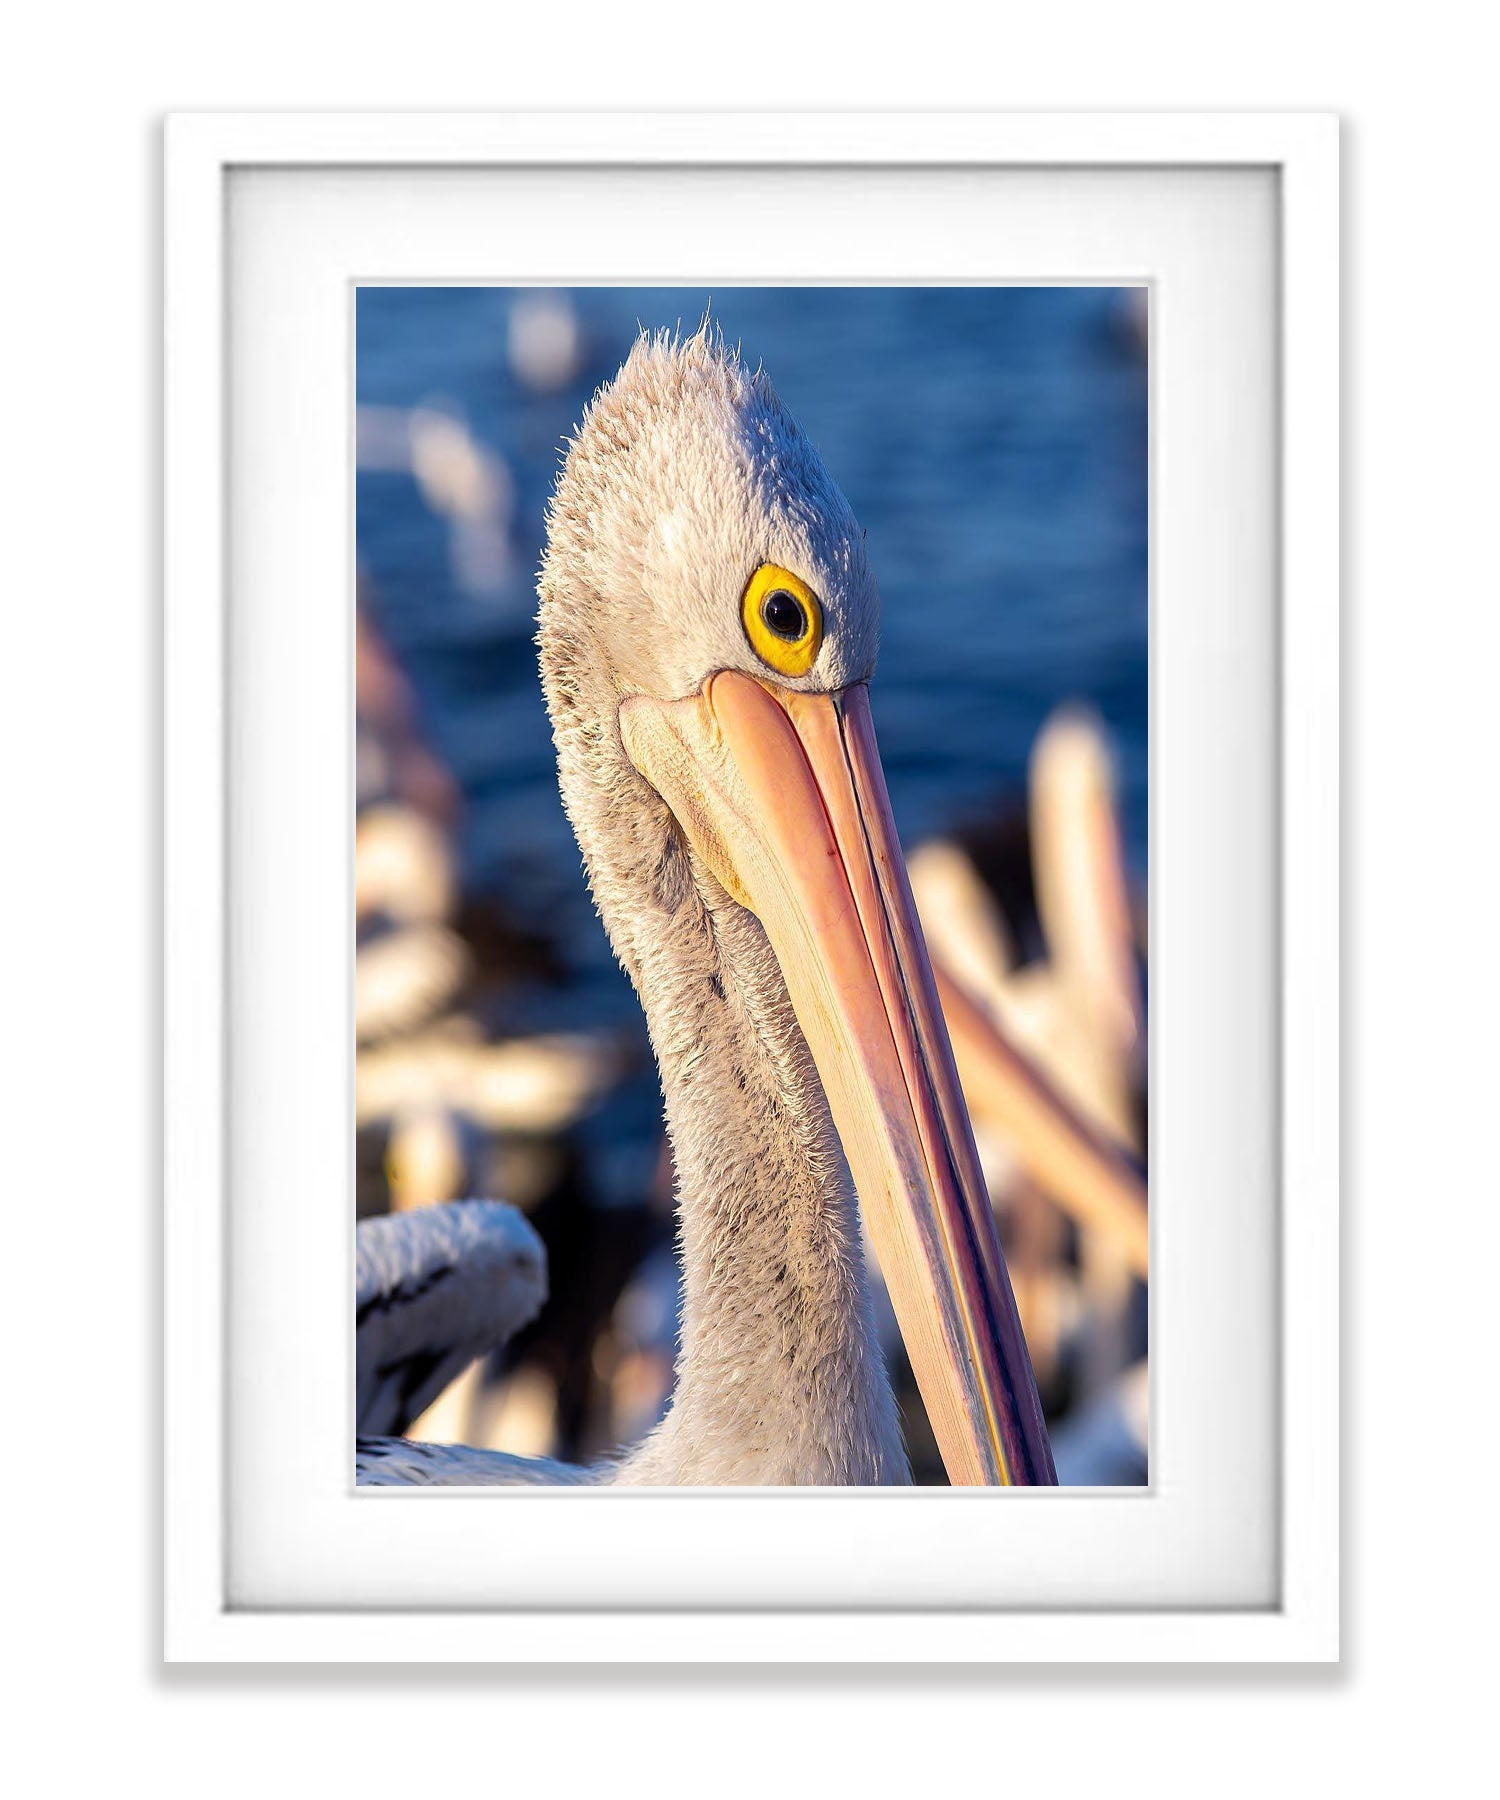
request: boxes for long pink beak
[621,671,1055,1485]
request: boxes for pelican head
[538,326,1052,1485]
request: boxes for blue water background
[356,285,1146,1059]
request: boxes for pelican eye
[741,564,823,678]
[761,588,806,640]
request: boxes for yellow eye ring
[740,564,823,678]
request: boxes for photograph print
[351,286,1147,1489]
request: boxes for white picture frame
[164,111,1338,1663]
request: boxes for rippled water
[356,283,1147,1050]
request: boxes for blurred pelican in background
[353,573,629,1453]
[910,710,1148,1428]
[357,403,516,601]
[506,290,587,393]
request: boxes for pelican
[358,326,1056,1487]
[356,1199,547,1438]
[909,713,1150,1278]
[356,802,457,927]
[354,923,472,1045]
[907,721,1149,1390]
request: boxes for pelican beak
[620,670,1056,1485]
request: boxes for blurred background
[354,285,1148,1484]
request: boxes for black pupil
[761,589,806,641]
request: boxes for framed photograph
[164,112,1338,1661]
